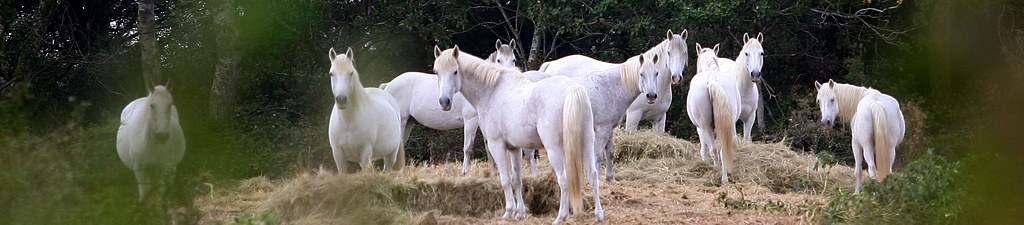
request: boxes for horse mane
[830,82,869,122]
[443,49,519,87]
[619,56,642,93]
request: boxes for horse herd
[114,30,906,224]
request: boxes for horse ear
[434,46,442,58]
[713,44,720,54]
[681,29,688,39]
[743,33,750,43]
[452,45,460,58]
[329,47,337,61]
[165,79,171,92]
[495,39,502,50]
[757,32,764,42]
[666,29,673,40]
[828,79,836,87]
[639,54,645,64]
[652,53,659,64]
[814,81,822,89]
[695,43,702,53]
[345,47,354,60]
[509,39,516,48]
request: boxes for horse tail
[539,61,551,72]
[708,81,734,178]
[871,102,891,180]
[562,84,588,214]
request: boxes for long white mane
[436,49,521,87]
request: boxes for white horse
[538,30,684,183]
[621,30,690,133]
[687,54,742,183]
[117,85,186,202]
[383,40,520,176]
[714,33,766,140]
[487,39,517,68]
[434,46,603,224]
[327,47,404,174]
[815,80,905,193]
[695,43,721,74]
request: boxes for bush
[821,151,968,224]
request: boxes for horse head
[328,47,358,110]
[741,33,765,83]
[433,45,462,111]
[147,85,174,144]
[815,79,839,128]
[695,43,721,74]
[637,52,663,104]
[492,39,517,69]
[665,29,689,85]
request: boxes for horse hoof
[606,177,619,185]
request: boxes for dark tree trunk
[209,0,240,122]
[526,26,544,71]
[138,0,161,88]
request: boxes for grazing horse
[384,40,520,176]
[117,85,186,203]
[621,30,689,133]
[714,33,766,140]
[687,57,742,183]
[815,80,905,193]
[326,47,404,174]
[433,46,603,224]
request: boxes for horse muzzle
[646,92,658,104]
[335,96,348,110]
[751,71,762,83]
[821,119,833,129]
[672,73,683,85]
[439,97,452,111]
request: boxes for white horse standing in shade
[687,45,743,183]
[621,30,689,132]
[537,30,685,182]
[815,80,905,193]
[711,33,766,140]
[433,46,603,224]
[117,85,186,202]
[383,40,520,175]
[327,47,404,173]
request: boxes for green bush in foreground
[822,150,968,224]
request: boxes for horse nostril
[335,96,348,109]
[647,93,658,100]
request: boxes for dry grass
[197,129,859,224]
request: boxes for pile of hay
[200,129,858,223]
[258,164,561,224]
[613,128,855,193]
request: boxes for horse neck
[733,52,753,90]
[455,56,505,108]
[346,72,368,109]
[834,83,868,122]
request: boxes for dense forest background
[2,0,1023,224]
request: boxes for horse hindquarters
[559,84,603,222]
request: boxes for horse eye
[761,52,765,56]
[745,53,749,56]
[453,71,458,75]
[830,98,835,103]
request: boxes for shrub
[821,151,968,224]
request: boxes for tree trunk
[138,0,161,88]
[526,26,544,71]
[4,0,56,105]
[209,0,240,122]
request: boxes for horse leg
[508,148,527,219]
[486,141,517,220]
[133,170,151,202]
[862,140,878,180]
[742,112,756,140]
[624,109,643,132]
[384,147,398,172]
[583,133,606,221]
[524,149,539,176]
[600,130,618,184]
[852,141,864,194]
[652,113,667,133]
[545,146,571,224]
[462,117,480,176]
[359,146,374,172]
[332,146,349,175]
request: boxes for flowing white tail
[562,84,588,213]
